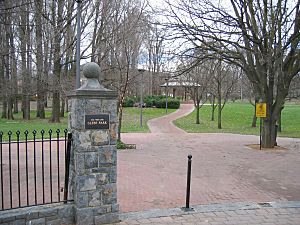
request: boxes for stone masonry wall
[68,97,119,225]
[0,203,74,225]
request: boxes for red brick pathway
[147,104,194,133]
[118,104,300,213]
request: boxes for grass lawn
[0,110,68,140]
[174,102,300,138]
[121,107,176,133]
[0,107,176,140]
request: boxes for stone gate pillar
[68,62,119,225]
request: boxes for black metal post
[140,71,143,127]
[165,78,169,114]
[185,155,192,209]
[64,133,72,203]
[57,129,60,202]
[41,130,45,204]
[260,118,262,150]
[33,130,37,205]
[49,129,53,202]
[16,131,21,207]
[25,130,29,206]
[0,132,3,210]
[8,131,12,209]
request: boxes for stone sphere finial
[75,61,117,95]
[83,62,101,79]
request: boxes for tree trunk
[117,101,123,141]
[217,96,222,129]
[5,17,13,120]
[260,96,285,148]
[251,98,259,127]
[251,113,257,128]
[35,0,45,118]
[60,97,65,117]
[278,115,282,132]
[0,65,7,119]
[43,32,50,109]
[196,105,200,124]
[7,96,14,120]
[66,98,69,112]
[278,109,283,132]
[20,3,30,120]
[22,95,30,120]
[1,100,7,119]
[10,21,18,115]
[51,92,60,122]
[262,118,277,148]
[193,87,200,124]
[13,99,18,114]
[0,57,6,118]
[217,78,222,129]
[211,95,215,121]
[0,5,13,120]
[1,56,7,118]
[50,0,63,123]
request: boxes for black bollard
[184,154,193,210]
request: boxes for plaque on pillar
[85,114,110,130]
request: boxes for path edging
[120,201,300,221]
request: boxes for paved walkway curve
[147,104,195,134]
[119,102,300,216]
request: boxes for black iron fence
[0,129,72,211]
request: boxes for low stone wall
[0,203,74,225]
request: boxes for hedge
[123,95,180,109]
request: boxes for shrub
[167,98,180,109]
[156,97,180,109]
[144,95,158,107]
[125,95,180,109]
[123,97,135,107]
[117,140,136,149]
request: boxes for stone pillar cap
[74,62,118,98]
[83,62,102,79]
[77,62,105,91]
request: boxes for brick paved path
[118,104,300,212]
[147,104,195,133]
[115,202,300,225]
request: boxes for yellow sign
[256,103,267,118]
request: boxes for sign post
[256,103,267,150]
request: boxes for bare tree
[177,58,212,124]
[0,0,88,122]
[0,0,18,120]
[17,0,32,120]
[0,2,6,118]
[146,25,166,95]
[114,3,148,141]
[49,0,63,123]
[162,0,300,147]
[34,0,45,118]
[210,61,239,129]
[49,0,78,122]
[289,73,300,99]
[91,0,149,141]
